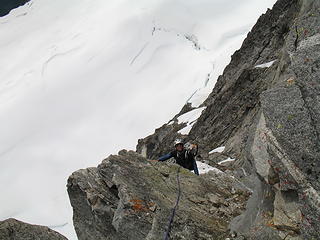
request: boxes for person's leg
[192,158,199,175]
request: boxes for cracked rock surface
[137,0,320,239]
[67,150,250,240]
[0,218,67,240]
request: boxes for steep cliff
[3,0,319,239]
[136,0,320,239]
[66,0,320,239]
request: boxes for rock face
[0,0,30,17]
[67,150,250,240]
[67,0,320,239]
[3,0,320,239]
[136,0,320,239]
[0,218,68,240]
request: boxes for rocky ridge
[137,0,320,239]
[67,150,250,240]
[0,218,67,240]
[2,0,320,239]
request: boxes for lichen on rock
[67,150,250,240]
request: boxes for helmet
[174,139,184,147]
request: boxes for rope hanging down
[163,166,182,240]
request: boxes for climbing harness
[163,166,182,240]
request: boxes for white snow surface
[209,146,225,154]
[197,161,222,174]
[254,60,277,68]
[177,107,206,134]
[0,0,277,239]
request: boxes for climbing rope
[163,166,182,240]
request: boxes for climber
[158,139,199,175]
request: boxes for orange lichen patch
[286,77,295,85]
[129,199,148,211]
[129,199,155,212]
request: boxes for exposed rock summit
[67,150,250,240]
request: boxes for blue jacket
[159,149,199,175]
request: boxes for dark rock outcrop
[0,0,30,17]
[136,0,320,239]
[67,150,250,240]
[0,218,68,240]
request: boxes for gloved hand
[187,143,198,156]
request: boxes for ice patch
[209,146,225,154]
[254,60,276,68]
[177,107,206,124]
[178,124,193,135]
[196,161,222,174]
[218,157,235,165]
[177,107,206,135]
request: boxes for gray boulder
[0,218,68,240]
[67,150,250,240]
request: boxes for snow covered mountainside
[0,0,277,239]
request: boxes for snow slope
[0,0,277,239]
[177,107,206,134]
